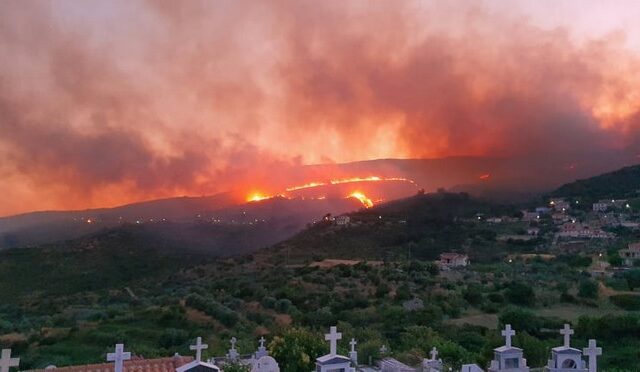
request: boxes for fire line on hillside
[246,176,418,208]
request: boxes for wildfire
[348,191,374,208]
[284,176,417,192]
[246,192,271,202]
[285,182,327,192]
[329,176,416,186]
[245,175,418,205]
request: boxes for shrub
[610,294,640,310]
[578,280,599,299]
[505,282,535,306]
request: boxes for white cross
[380,345,388,354]
[230,337,238,350]
[430,347,438,360]
[190,337,208,362]
[0,349,19,372]
[583,339,602,372]
[560,324,574,347]
[349,338,357,353]
[259,337,266,348]
[501,324,515,348]
[107,344,131,372]
[325,326,342,356]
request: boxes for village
[0,323,605,372]
[325,195,640,275]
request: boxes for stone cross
[560,324,574,347]
[501,324,515,348]
[325,326,342,356]
[583,339,602,372]
[227,337,239,361]
[0,349,19,372]
[190,337,208,362]
[107,344,131,372]
[349,338,358,365]
[380,345,388,355]
[256,336,268,359]
[430,347,438,361]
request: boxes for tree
[463,284,484,306]
[517,332,548,367]
[395,283,412,301]
[499,308,541,335]
[624,269,640,291]
[578,280,599,299]
[505,282,535,307]
[269,328,326,372]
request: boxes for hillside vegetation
[1,192,639,370]
[552,164,640,202]
[263,193,518,264]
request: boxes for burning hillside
[245,176,419,208]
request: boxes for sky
[2,0,640,216]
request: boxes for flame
[330,176,416,185]
[285,182,327,192]
[348,191,374,208]
[246,175,418,204]
[246,192,271,202]
[479,174,490,180]
[285,176,417,192]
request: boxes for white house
[439,253,469,269]
[619,243,640,266]
[550,199,570,212]
[335,216,351,226]
[592,202,609,212]
[521,211,540,222]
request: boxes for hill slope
[260,192,517,264]
[551,164,640,201]
[0,196,362,250]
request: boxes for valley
[1,166,640,370]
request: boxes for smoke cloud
[1,0,640,215]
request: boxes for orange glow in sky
[2,1,640,216]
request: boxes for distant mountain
[0,195,363,250]
[0,193,236,249]
[551,164,640,202]
[292,154,638,202]
[2,153,636,248]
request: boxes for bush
[274,299,292,313]
[610,294,640,310]
[578,280,599,299]
[185,294,239,327]
[463,285,484,306]
[623,270,640,290]
[505,282,535,307]
[487,292,505,304]
[159,328,189,348]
